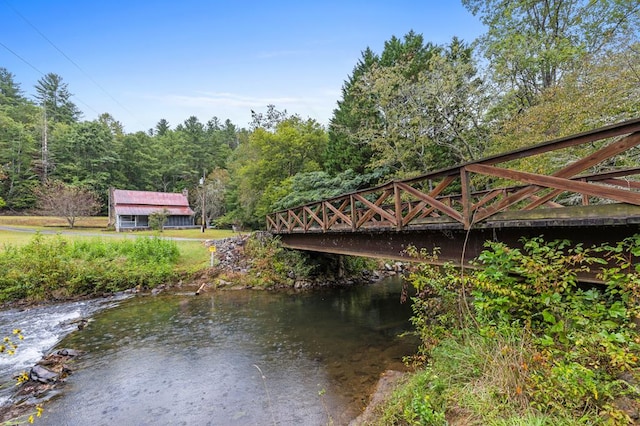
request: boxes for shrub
[243,233,316,287]
[380,236,640,425]
[0,234,180,302]
[148,209,169,232]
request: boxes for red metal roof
[113,189,191,207]
[112,189,194,216]
[115,206,195,216]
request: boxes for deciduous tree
[227,116,327,227]
[325,31,441,176]
[352,38,490,176]
[35,180,101,228]
[463,0,640,109]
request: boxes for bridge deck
[267,119,640,280]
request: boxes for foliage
[192,168,229,226]
[463,0,640,109]
[148,208,169,232]
[270,168,387,211]
[381,236,640,424]
[0,234,180,302]
[0,68,40,210]
[49,120,120,197]
[326,31,444,178]
[240,233,373,289]
[324,48,379,175]
[0,329,44,425]
[34,180,101,228]
[0,328,23,356]
[486,45,640,162]
[34,73,81,125]
[350,37,490,177]
[226,115,327,227]
[242,233,316,287]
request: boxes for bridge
[266,118,640,279]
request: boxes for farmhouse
[108,188,195,232]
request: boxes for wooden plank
[322,201,328,231]
[303,206,323,230]
[474,132,640,221]
[599,178,640,190]
[350,195,357,231]
[473,189,504,210]
[552,132,640,180]
[394,183,403,231]
[525,193,564,209]
[466,164,640,206]
[399,121,640,186]
[276,212,288,232]
[326,199,352,228]
[460,168,472,228]
[396,176,457,226]
[403,200,429,224]
[289,209,305,230]
[354,191,396,228]
[396,182,464,223]
[266,215,277,231]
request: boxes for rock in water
[30,365,58,383]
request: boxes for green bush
[0,234,180,302]
[243,233,316,287]
[380,236,640,425]
[148,209,169,231]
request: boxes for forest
[1,0,639,230]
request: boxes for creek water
[2,277,418,425]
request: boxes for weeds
[379,235,640,425]
[1,331,43,425]
[244,233,316,287]
[0,233,180,302]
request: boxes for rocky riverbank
[189,234,407,293]
[0,348,82,423]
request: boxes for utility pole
[42,107,48,181]
[200,170,206,233]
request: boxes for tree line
[1,0,639,229]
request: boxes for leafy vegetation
[33,180,101,228]
[377,236,640,425]
[239,233,377,289]
[1,5,639,420]
[148,209,169,232]
[0,329,43,425]
[1,1,638,231]
[0,233,181,303]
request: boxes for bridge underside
[278,218,640,282]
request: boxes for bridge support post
[394,182,403,231]
[460,168,472,229]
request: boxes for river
[1,277,417,425]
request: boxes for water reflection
[41,277,417,425]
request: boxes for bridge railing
[267,119,640,233]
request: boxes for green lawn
[0,215,241,271]
[0,216,238,239]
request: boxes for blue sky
[1,1,485,133]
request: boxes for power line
[0,38,101,116]
[3,0,143,126]
[0,40,44,75]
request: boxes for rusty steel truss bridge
[266,118,640,281]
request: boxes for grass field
[0,216,238,238]
[0,215,240,270]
